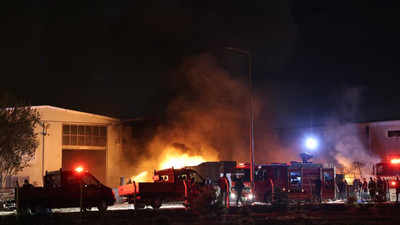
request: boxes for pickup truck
[119,168,208,209]
[17,169,116,213]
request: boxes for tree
[0,94,40,184]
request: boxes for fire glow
[129,147,214,183]
[159,153,206,169]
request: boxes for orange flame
[159,153,206,169]
[158,146,210,169]
[131,146,218,183]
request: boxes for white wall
[11,106,122,188]
[367,121,400,159]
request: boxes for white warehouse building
[3,106,123,188]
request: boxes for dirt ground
[1,203,400,225]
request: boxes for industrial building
[279,120,400,166]
[2,106,123,188]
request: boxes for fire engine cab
[230,160,335,203]
[374,154,400,201]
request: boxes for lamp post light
[226,47,255,199]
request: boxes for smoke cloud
[323,87,381,178]
[122,53,269,179]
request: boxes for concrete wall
[365,120,400,159]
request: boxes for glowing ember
[130,171,150,183]
[159,153,206,169]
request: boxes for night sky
[1,0,400,128]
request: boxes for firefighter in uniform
[368,177,376,200]
[352,178,360,199]
[362,178,368,200]
[218,173,230,205]
[377,176,384,200]
[235,176,244,205]
[336,179,345,200]
[314,176,322,203]
[383,178,388,201]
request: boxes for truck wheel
[30,203,43,214]
[97,200,108,212]
[263,191,272,203]
[150,198,162,209]
[134,202,145,209]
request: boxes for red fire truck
[230,161,335,203]
[373,154,400,201]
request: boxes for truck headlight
[230,193,236,199]
[248,194,254,200]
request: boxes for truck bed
[119,182,178,197]
[139,182,177,194]
[118,183,137,196]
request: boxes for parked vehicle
[230,161,335,203]
[17,168,116,213]
[118,168,209,209]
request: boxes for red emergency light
[390,159,400,164]
[75,167,84,172]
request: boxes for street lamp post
[226,47,255,200]
[39,122,50,185]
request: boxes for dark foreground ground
[2,203,400,225]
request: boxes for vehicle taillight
[390,159,400,164]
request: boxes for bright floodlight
[305,137,318,150]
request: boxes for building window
[387,130,400,138]
[62,124,107,147]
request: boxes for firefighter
[235,176,244,205]
[314,176,322,203]
[377,176,384,200]
[368,177,376,200]
[362,178,368,200]
[352,178,360,199]
[396,176,400,202]
[383,178,388,201]
[218,173,230,205]
[336,179,345,200]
